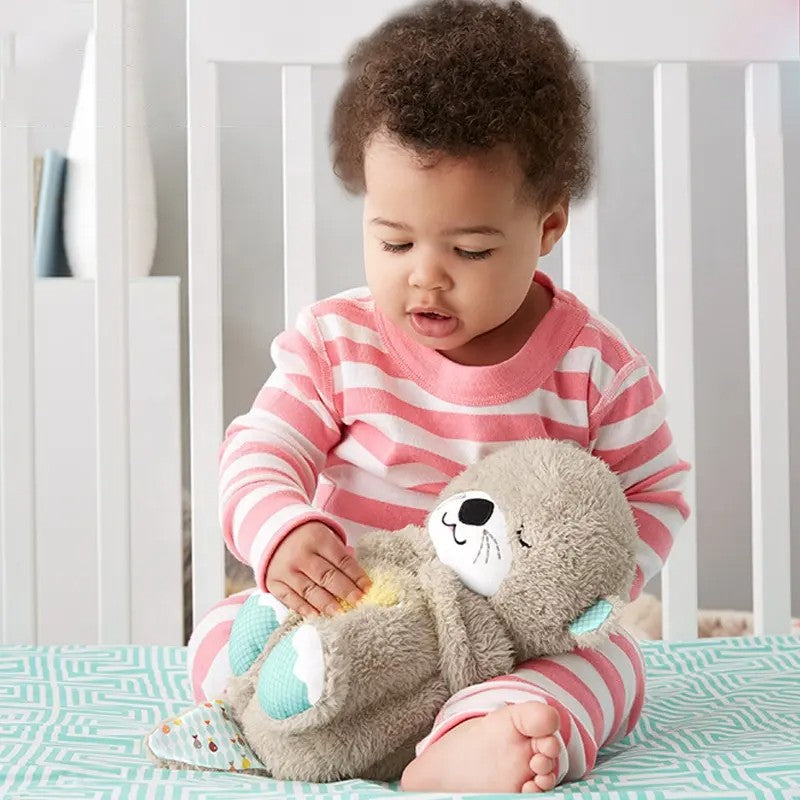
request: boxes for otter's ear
[568,596,626,648]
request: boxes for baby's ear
[568,596,627,648]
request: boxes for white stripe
[543,652,616,743]
[329,439,450,488]
[201,644,235,700]
[633,537,665,587]
[229,484,301,537]
[326,467,441,512]
[187,596,247,666]
[241,408,328,461]
[266,371,338,426]
[222,473,293,514]
[631,497,684,532]
[535,388,589,429]
[354,414,520,463]
[558,345,619,396]
[594,392,666,451]
[220,452,308,498]
[613,441,681,491]
[332,361,549,416]
[600,638,639,742]
[316,314,384,349]
[323,514,375,544]
[509,669,595,739]
[249,502,321,568]
[585,316,639,361]
[221,429,316,490]
[608,360,651,398]
[561,715,587,781]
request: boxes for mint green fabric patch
[229,593,282,676]
[569,598,612,635]
[147,698,265,772]
[258,630,312,720]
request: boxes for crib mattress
[1,636,798,800]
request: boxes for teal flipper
[258,624,325,720]
[229,593,286,676]
[569,598,613,636]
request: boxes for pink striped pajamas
[189,270,691,783]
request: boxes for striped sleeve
[218,308,346,591]
[588,355,692,600]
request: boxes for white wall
[15,0,800,614]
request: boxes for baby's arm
[218,308,368,612]
[588,354,692,600]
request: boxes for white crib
[0,0,796,649]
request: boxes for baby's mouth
[409,311,459,339]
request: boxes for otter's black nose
[458,497,494,526]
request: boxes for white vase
[63,0,157,279]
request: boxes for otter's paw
[258,623,325,719]
[229,593,289,677]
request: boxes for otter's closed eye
[516,527,532,548]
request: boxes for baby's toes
[530,752,554,776]
[532,732,561,760]
[534,772,557,792]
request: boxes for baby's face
[362,132,565,362]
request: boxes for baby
[190,0,691,792]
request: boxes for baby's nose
[458,497,494,526]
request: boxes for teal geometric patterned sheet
[1,636,799,800]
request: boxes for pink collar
[374,270,589,407]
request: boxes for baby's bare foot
[400,701,562,794]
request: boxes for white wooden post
[0,33,37,644]
[282,65,317,326]
[94,0,132,643]
[653,63,699,641]
[744,63,791,636]
[187,11,226,628]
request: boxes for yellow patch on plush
[337,575,400,612]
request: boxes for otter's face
[427,490,517,596]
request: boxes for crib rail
[0,34,36,644]
[186,0,797,638]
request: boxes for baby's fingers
[304,554,365,607]
[265,579,319,619]
[318,538,372,595]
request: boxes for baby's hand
[266,521,372,618]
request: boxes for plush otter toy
[147,438,637,781]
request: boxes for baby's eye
[381,241,412,253]
[455,248,494,261]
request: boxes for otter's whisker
[473,534,487,565]
[486,530,502,560]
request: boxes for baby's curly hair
[330,0,594,210]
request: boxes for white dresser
[32,277,182,644]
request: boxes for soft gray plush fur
[149,438,637,782]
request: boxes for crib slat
[94,1,132,643]
[562,191,599,312]
[653,63,699,641]
[282,66,317,326]
[189,0,798,65]
[187,39,226,628]
[0,38,37,645]
[562,65,599,311]
[744,64,791,636]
